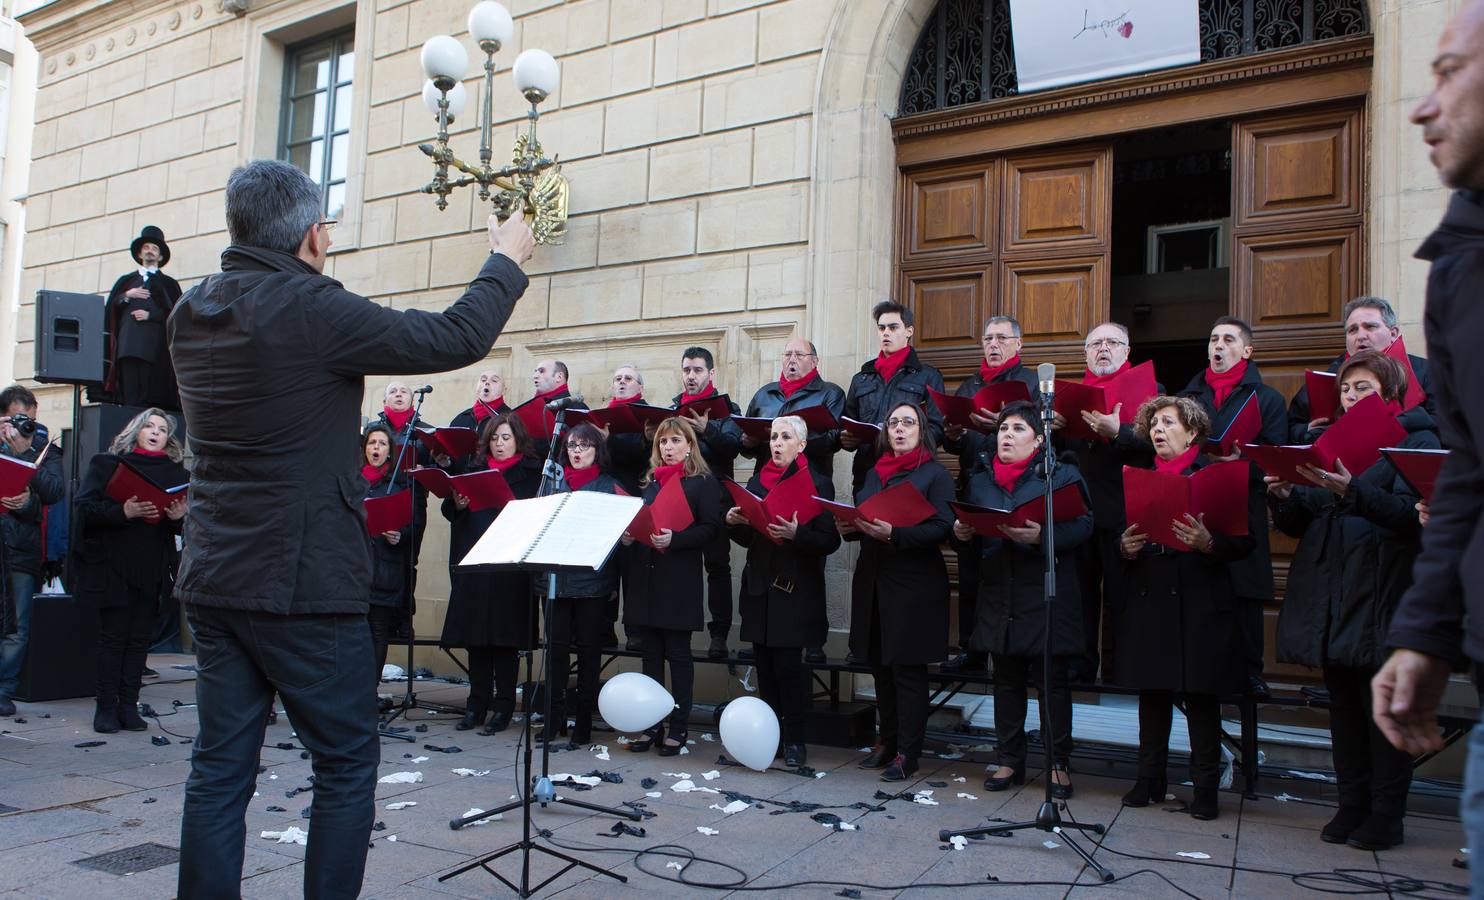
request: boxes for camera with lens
[8,414,37,439]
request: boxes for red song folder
[675,393,734,420]
[1380,447,1448,503]
[839,416,883,441]
[364,492,413,535]
[731,415,774,442]
[723,471,823,544]
[412,426,478,460]
[511,396,557,441]
[929,381,1033,431]
[626,475,696,550]
[814,481,938,528]
[949,483,1089,535]
[1243,393,1408,485]
[1122,460,1250,551]
[1384,337,1427,411]
[1305,370,1340,424]
[0,443,49,499]
[1206,391,1262,456]
[1052,361,1158,440]
[566,406,645,434]
[629,404,679,429]
[105,460,188,525]
[410,466,516,512]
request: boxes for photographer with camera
[0,385,64,716]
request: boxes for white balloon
[598,672,673,734]
[718,696,780,772]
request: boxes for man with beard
[104,226,182,408]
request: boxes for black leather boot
[1121,777,1167,808]
[93,700,121,735]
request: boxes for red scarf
[683,382,717,401]
[874,345,911,383]
[778,368,818,399]
[1204,360,1248,409]
[873,446,932,486]
[1155,444,1201,475]
[980,354,1022,384]
[132,447,167,458]
[608,393,644,408]
[1083,361,1129,387]
[652,463,685,486]
[758,457,806,492]
[472,398,503,423]
[992,452,1035,494]
[534,384,567,404]
[383,406,414,431]
[361,462,386,483]
[564,465,600,490]
[486,453,522,474]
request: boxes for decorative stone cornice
[24,0,226,84]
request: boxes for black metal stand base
[940,799,1113,882]
[448,784,644,831]
[438,836,628,897]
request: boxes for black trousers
[366,605,399,679]
[991,652,1074,771]
[632,625,693,736]
[956,548,979,650]
[1240,597,1265,677]
[1325,665,1413,817]
[867,599,929,763]
[704,528,733,639]
[117,358,153,407]
[96,584,157,709]
[178,605,378,900]
[1137,690,1223,789]
[465,646,519,716]
[1074,529,1124,681]
[753,643,808,744]
[548,595,608,716]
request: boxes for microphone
[413,384,433,395]
[546,394,586,411]
[1038,363,1056,398]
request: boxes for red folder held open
[723,470,823,544]
[1380,447,1448,503]
[1206,391,1262,456]
[950,483,1089,535]
[410,466,516,512]
[412,426,478,460]
[1305,370,1340,424]
[839,416,882,442]
[1122,460,1250,552]
[929,381,1033,431]
[105,460,188,524]
[1384,337,1427,411]
[0,444,48,499]
[364,491,413,535]
[731,416,774,442]
[675,393,733,420]
[1053,361,1158,440]
[566,406,645,434]
[511,396,557,441]
[1243,393,1407,485]
[814,481,938,528]
[626,475,695,550]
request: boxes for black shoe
[1122,777,1166,808]
[1321,806,1370,844]
[879,754,919,782]
[1248,674,1271,699]
[803,647,825,665]
[625,636,643,652]
[142,666,158,678]
[629,726,663,753]
[0,697,15,717]
[482,709,512,735]
[707,635,727,660]
[1346,814,1404,850]
[93,703,120,735]
[859,743,896,769]
[1189,787,1219,821]
[738,647,755,661]
[1050,765,1073,800]
[571,713,592,746]
[118,703,148,732]
[456,707,486,731]
[983,767,1024,791]
[845,651,861,665]
[784,743,807,767]
[941,651,969,670]
[658,735,686,757]
[537,710,567,744]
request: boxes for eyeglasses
[982,335,1019,345]
[567,441,594,452]
[781,351,816,359]
[319,219,338,233]
[886,417,919,429]
[1084,337,1128,350]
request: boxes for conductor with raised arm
[168,160,535,900]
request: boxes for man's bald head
[1411,0,1484,190]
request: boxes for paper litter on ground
[591,745,611,761]
[1043,840,1060,849]
[616,736,631,744]
[670,779,720,794]
[1176,851,1212,860]
[1286,770,1333,782]
[387,835,397,842]
[451,768,491,777]
[646,792,662,798]
[459,808,501,825]
[815,772,826,779]
[377,771,423,784]
[700,733,715,742]
[701,770,721,780]
[385,801,417,810]
[956,793,978,801]
[261,826,309,845]
[912,790,939,806]
[696,826,719,835]
[1274,792,1302,802]
[948,835,967,850]
[551,773,601,786]
[679,746,689,755]
[666,861,684,870]
[953,776,967,783]
[409,756,429,763]
[710,800,750,815]
[663,772,691,778]
[268,774,278,780]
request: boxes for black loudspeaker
[34,289,106,386]
[15,592,98,701]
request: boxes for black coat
[1287,352,1435,444]
[1114,456,1260,695]
[167,247,528,616]
[0,425,65,577]
[842,348,947,491]
[375,410,435,555]
[1275,410,1438,670]
[1389,190,1484,668]
[449,403,509,435]
[740,374,847,479]
[1055,377,1165,532]
[942,362,1042,487]
[620,474,721,631]
[607,430,653,497]
[729,462,840,648]
[1177,362,1288,602]
[363,469,412,609]
[440,455,542,648]
[671,392,742,481]
[846,459,955,665]
[105,270,182,407]
[74,451,186,608]
[960,451,1092,658]
[554,471,627,599]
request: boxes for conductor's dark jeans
[178,605,379,900]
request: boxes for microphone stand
[381,387,460,738]
[939,371,1113,883]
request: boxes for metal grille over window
[280,30,355,218]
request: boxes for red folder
[815,481,938,528]
[723,471,823,544]
[566,406,645,434]
[930,383,1033,431]
[626,476,696,549]
[364,492,413,535]
[1122,460,1250,551]
[629,404,678,429]
[1243,393,1407,485]
[1053,361,1157,440]
[793,404,842,434]
[1380,447,1448,503]
[839,416,882,441]
[950,483,1089,535]
[1305,370,1340,424]
[1384,337,1427,411]
[105,460,188,524]
[731,416,774,442]
[511,397,557,441]
[410,466,516,512]
[0,444,48,498]
[675,393,733,420]
[1206,391,1262,456]
[412,426,478,460]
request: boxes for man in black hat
[104,226,182,409]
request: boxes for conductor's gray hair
[225,160,322,255]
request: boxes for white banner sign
[1008,0,1201,93]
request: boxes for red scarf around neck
[1204,359,1248,409]
[564,465,601,490]
[132,447,167,458]
[472,398,504,423]
[758,456,806,492]
[778,368,818,399]
[361,462,387,484]
[486,453,522,474]
[992,452,1035,494]
[608,393,644,408]
[683,382,718,401]
[652,463,685,486]
[873,446,932,486]
[1083,361,1130,387]
[383,406,414,431]
[534,384,567,404]
[981,354,1022,384]
[874,345,911,383]
[1154,444,1201,475]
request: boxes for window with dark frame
[279,30,355,219]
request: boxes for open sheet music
[457,491,643,571]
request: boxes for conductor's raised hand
[489,209,535,267]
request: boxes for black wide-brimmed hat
[130,225,170,267]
